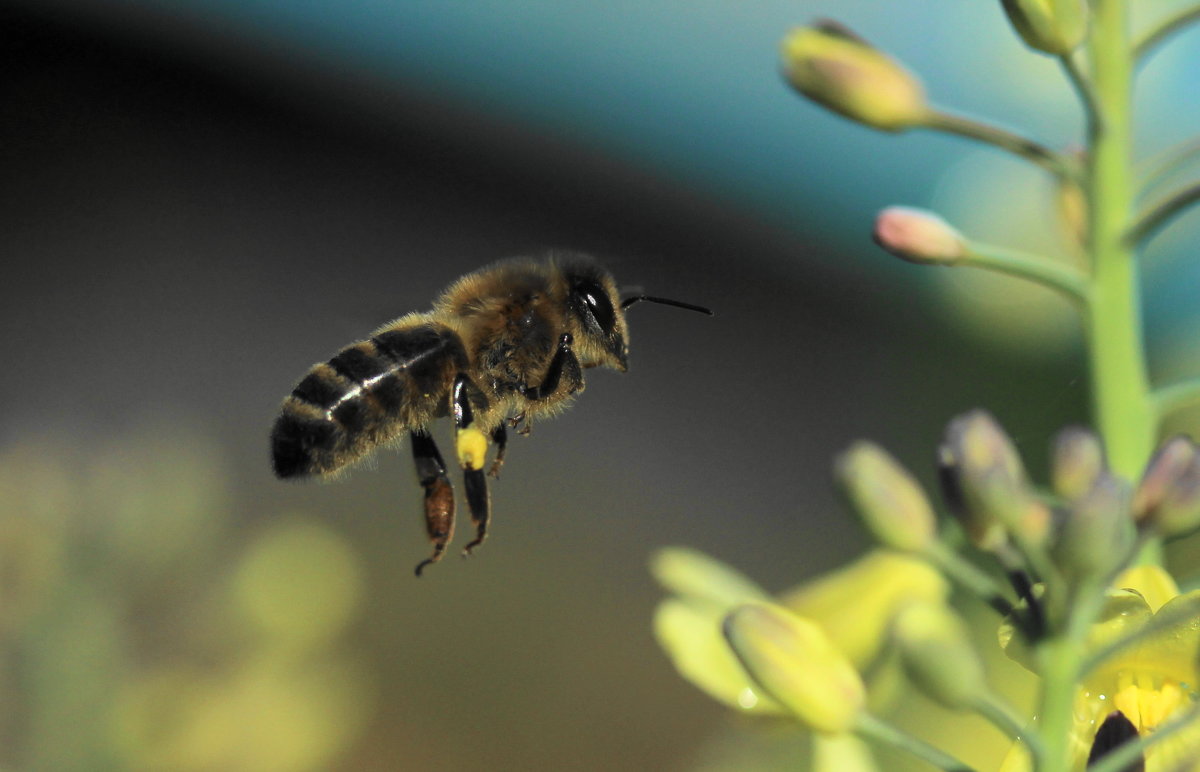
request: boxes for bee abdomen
[271,324,470,479]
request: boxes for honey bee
[271,253,711,575]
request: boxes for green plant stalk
[1035,584,1107,772]
[854,712,976,772]
[1037,4,1153,769]
[1083,0,1155,486]
[960,243,1089,306]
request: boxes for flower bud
[972,467,1053,547]
[1132,436,1198,525]
[1001,0,1088,56]
[723,603,865,733]
[1053,474,1135,582]
[1056,174,1088,248]
[1050,426,1106,502]
[938,410,1029,551]
[891,601,986,709]
[1152,460,1200,539]
[873,207,967,265]
[835,441,938,552]
[780,21,929,132]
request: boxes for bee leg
[487,424,508,478]
[452,375,492,557]
[508,412,532,436]
[411,429,454,577]
[521,333,583,401]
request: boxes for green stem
[1134,4,1200,63]
[924,543,1016,617]
[1154,376,1200,421]
[854,713,976,772]
[1035,588,1105,772]
[1083,0,1155,484]
[960,242,1090,306]
[924,109,1074,179]
[1131,182,1200,245]
[1058,54,1099,132]
[975,694,1041,760]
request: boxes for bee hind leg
[410,429,455,577]
[452,375,493,557]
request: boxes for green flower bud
[780,21,929,133]
[835,441,938,552]
[1001,0,1088,55]
[1132,436,1198,525]
[723,603,865,733]
[1050,426,1106,502]
[891,601,986,709]
[972,466,1053,547]
[1052,474,1135,582]
[873,207,967,265]
[938,410,1030,551]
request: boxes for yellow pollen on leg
[456,427,489,471]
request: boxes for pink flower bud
[873,207,967,265]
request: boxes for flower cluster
[654,3,1200,770]
[655,412,1200,771]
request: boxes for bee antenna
[619,294,713,316]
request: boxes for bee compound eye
[575,280,615,336]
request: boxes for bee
[270,253,711,575]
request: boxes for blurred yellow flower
[1001,565,1200,771]
[651,548,948,712]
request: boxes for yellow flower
[1000,565,1200,771]
[651,547,947,714]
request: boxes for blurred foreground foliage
[0,423,373,771]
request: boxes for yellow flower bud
[892,602,986,709]
[835,441,938,552]
[1001,0,1088,55]
[780,21,929,132]
[723,603,865,733]
[872,207,967,265]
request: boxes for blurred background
[3,1,1199,769]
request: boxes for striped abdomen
[271,322,468,478]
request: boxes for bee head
[560,258,630,372]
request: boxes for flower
[651,547,947,714]
[1000,565,1200,771]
